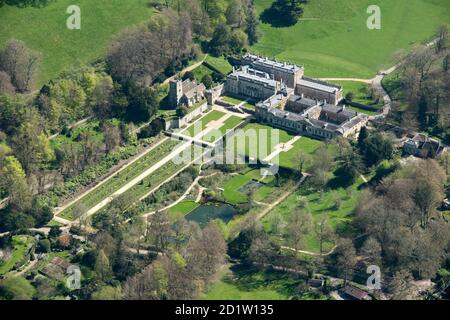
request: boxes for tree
[443,54,450,72]
[295,150,310,175]
[337,152,363,186]
[201,74,213,89]
[91,286,123,300]
[245,5,260,45]
[229,29,248,54]
[185,222,227,282]
[208,24,231,56]
[357,126,368,151]
[102,122,121,154]
[345,91,354,102]
[176,105,188,118]
[0,276,35,300]
[182,71,195,81]
[363,132,394,167]
[225,0,245,28]
[201,0,227,27]
[0,71,15,95]
[123,259,169,300]
[147,211,173,252]
[438,151,450,175]
[360,236,382,266]
[388,270,414,300]
[37,239,51,253]
[0,39,40,92]
[417,94,428,130]
[125,83,159,122]
[125,217,145,255]
[261,0,304,27]
[107,9,193,85]
[50,78,87,120]
[285,210,312,255]
[314,217,334,255]
[0,155,31,213]
[334,238,356,287]
[94,249,112,282]
[92,76,114,119]
[435,24,449,54]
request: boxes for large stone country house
[221,54,366,140]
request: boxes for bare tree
[314,217,334,255]
[146,211,173,252]
[285,210,312,256]
[102,122,121,154]
[0,39,40,92]
[435,24,449,54]
[0,71,15,95]
[185,222,227,283]
[334,238,356,287]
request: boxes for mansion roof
[298,77,342,94]
[242,53,303,74]
[228,66,278,88]
[257,93,368,136]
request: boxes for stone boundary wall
[164,102,210,130]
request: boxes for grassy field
[230,123,297,161]
[204,55,233,75]
[202,265,295,300]
[0,0,153,85]
[191,64,216,84]
[278,136,323,170]
[221,95,256,110]
[253,0,450,78]
[202,116,244,143]
[167,200,199,220]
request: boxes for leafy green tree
[201,0,227,26]
[37,239,51,253]
[357,126,368,151]
[363,132,394,167]
[125,83,159,122]
[50,79,87,120]
[225,0,245,27]
[208,24,231,56]
[201,74,213,89]
[229,29,248,54]
[245,5,260,45]
[176,106,188,118]
[95,249,113,282]
[0,155,31,212]
[338,152,363,186]
[261,0,305,27]
[345,91,354,102]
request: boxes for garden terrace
[58,138,181,220]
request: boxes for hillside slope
[0,0,153,85]
[253,0,450,78]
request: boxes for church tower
[169,78,183,108]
